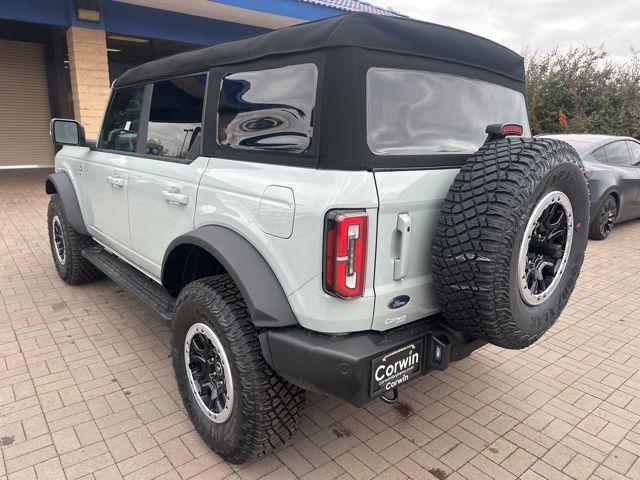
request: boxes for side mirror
[50,118,86,146]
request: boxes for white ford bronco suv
[46,13,589,463]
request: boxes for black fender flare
[45,172,89,235]
[162,226,299,328]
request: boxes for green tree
[525,47,640,139]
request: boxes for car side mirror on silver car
[50,118,86,146]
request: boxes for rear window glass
[217,63,317,154]
[146,74,207,159]
[603,141,633,167]
[366,68,531,156]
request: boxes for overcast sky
[380,0,638,63]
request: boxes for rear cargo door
[365,67,531,331]
[371,169,458,330]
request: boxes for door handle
[161,189,189,206]
[106,175,124,188]
[393,213,412,281]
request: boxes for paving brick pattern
[2,169,640,480]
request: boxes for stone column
[66,26,111,140]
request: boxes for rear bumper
[259,315,485,407]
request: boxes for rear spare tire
[432,138,589,349]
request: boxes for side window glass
[627,141,640,165]
[146,74,207,159]
[100,85,144,152]
[217,63,317,154]
[591,146,607,163]
[604,141,633,167]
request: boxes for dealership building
[0,0,401,169]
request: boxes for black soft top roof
[114,12,525,88]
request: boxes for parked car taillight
[324,210,367,298]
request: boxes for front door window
[100,85,144,152]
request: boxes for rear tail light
[324,210,368,298]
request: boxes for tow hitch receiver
[428,334,450,370]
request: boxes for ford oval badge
[388,295,410,309]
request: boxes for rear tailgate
[372,169,459,330]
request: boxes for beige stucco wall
[66,26,111,140]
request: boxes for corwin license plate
[370,340,423,395]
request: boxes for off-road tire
[432,138,589,349]
[588,194,617,240]
[47,194,103,285]
[172,275,305,464]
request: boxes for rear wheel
[432,138,589,349]
[172,275,305,464]
[589,194,617,240]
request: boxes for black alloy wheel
[598,196,617,238]
[51,215,66,265]
[518,191,573,305]
[589,194,618,240]
[184,323,233,423]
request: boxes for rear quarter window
[591,146,608,163]
[366,68,530,156]
[217,63,317,154]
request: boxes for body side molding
[45,172,89,236]
[162,226,299,328]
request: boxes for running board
[82,246,175,324]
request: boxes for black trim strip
[136,84,153,155]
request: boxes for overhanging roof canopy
[296,0,405,17]
[114,0,404,30]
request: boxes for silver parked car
[542,134,640,239]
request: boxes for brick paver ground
[2,169,640,480]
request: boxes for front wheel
[47,195,102,284]
[589,194,617,240]
[172,275,305,464]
